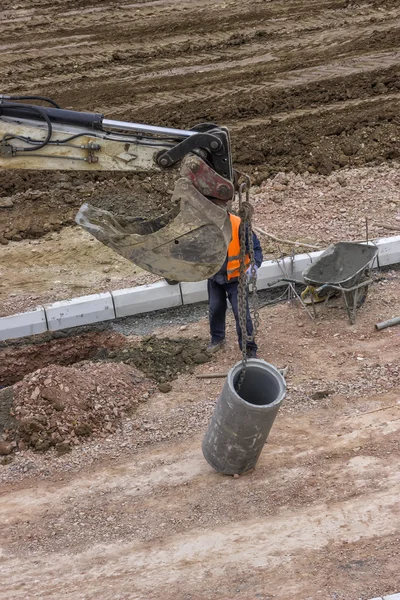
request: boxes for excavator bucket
[75,178,232,282]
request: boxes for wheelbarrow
[272,242,379,324]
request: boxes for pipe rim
[227,358,286,409]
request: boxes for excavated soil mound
[3,362,153,454]
[0,171,176,244]
[1,333,211,390]
[0,336,211,453]
[0,331,127,387]
[104,336,211,384]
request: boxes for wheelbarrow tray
[302,242,378,289]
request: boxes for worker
[207,212,263,358]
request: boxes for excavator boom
[0,95,236,282]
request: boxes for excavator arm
[0,95,236,282]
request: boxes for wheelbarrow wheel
[358,284,369,308]
[345,285,369,308]
[343,284,369,325]
[345,284,369,309]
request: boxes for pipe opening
[233,365,282,406]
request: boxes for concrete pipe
[202,359,286,475]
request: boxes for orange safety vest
[226,213,250,281]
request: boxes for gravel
[111,301,209,336]
[3,362,154,452]
[251,163,400,255]
[110,286,290,336]
[284,361,400,414]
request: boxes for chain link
[236,182,248,391]
[245,180,260,341]
[235,173,259,392]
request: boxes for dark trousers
[207,279,257,352]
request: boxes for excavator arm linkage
[0,95,236,281]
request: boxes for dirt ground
[1,273,400,600]
[1,164,400,317]
[1,0,400,314]
[1,0,400,598]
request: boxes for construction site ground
[1,275,400,600]
[1,0,400,315]
[1,0,400,598]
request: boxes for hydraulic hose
[0,102,52,151]
[1,95,61,108]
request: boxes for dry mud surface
[1,165,400,316]
[1,274,400,600]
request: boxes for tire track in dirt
[102,50,400,115]
[229,92,400,131]
[1,488,399,600]
[1,0,400,241]
[3,11,399,89]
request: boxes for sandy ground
[0,226,157,317]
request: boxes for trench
[0,282,293,389]
[0,330,212,389]
[0,327,213,448]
